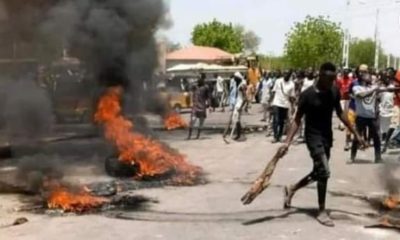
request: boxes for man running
[279,62,365,227]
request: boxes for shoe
[344,144,350,151]
[260,119,266,122]
[271,139,280,144]
[316,210,335,227]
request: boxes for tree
[349,38,387,69]
[284,16,343,69]
[234,25,261,53]
[259,55,288,70]
[191,19,243,53]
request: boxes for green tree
[259,55,289,70]
[284,16,343,69]
[234,25,261,53]
[191,19,243,53]
[349,38,387,69]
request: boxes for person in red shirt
[336,68,353,150]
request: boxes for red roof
[167,46,233,61]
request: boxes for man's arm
[353,85,378,98]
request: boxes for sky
[163,0,400,57]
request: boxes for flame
[47,185,109,213]
[383,194,400,209]
[164,112,187,130]
[94,87,201,184]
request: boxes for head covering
[359,64,368,71]
[234,71,243,79]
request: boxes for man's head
[318,62,337,91]
[386,67,396,79]
[283,70,293,82]
[360,72,372,85]
[297,70,306,80]
[343,68,350,78]
[198,73,206,86]
[306,67,314,79]
[234,71,243,85]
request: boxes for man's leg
[351,117,366,162]
[369,119,382,162]
[284,148,331,212]
[196,117,205,139]
[272,106,280,142]
[284,173,314,209]
[277,107,288,142]
[187,114,197,140]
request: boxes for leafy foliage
[349,38,387,69]
[284,16,343,68]
[191,19,244,53]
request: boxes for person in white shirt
[231,72,247,141]
[271,70,296,143]
[215,74,226,112]
[379,78,394,153]
[260,72,273,122]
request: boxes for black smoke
[40,0,168,115]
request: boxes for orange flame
[47,186,109,213]
[94,87,202,184]
[164,112,187,130]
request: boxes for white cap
[234,71,243,79]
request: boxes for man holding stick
[280,62,367,226]
[242,63,366,227]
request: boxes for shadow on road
[242,207,371,226]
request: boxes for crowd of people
[186,64,400,162]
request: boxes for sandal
[316,211,335,227]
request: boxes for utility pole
[387,54,391,68]
[373,8,380,70]
[342,0,351,68]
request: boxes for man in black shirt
[278,62,365,227]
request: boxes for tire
[105,155,139,178]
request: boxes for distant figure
[215,74,226,112]
[232,72,247,141]
[187,73,210,140]
[271,70,295,143]
[260,71,273,122]
[229,75,237,111]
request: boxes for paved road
[1,105,400,240]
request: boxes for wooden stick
[222,111,235,144]
[241,147,287,205]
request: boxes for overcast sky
[163,0,400,56]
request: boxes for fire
[95,87,202,184]
[164,112,187,130]
[47,186,109,213]
[383,194,400,209]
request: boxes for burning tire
[105,156,139,178]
